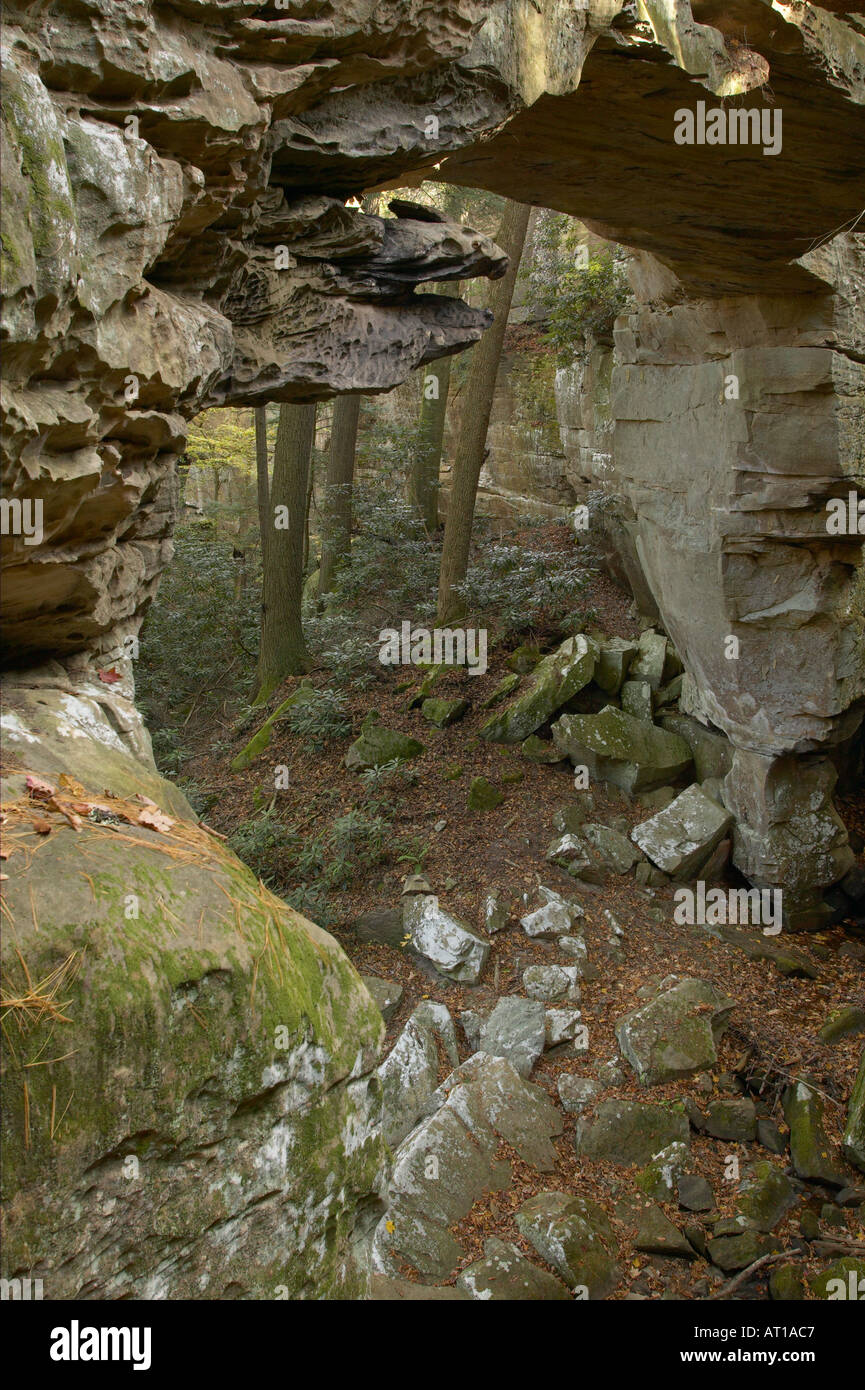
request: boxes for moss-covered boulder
[467,776,504,811]
[615,978,734,1086]
[516,1191,622,1298]
[344,711,424,771]
[1,717,385,1299]
[783,1077,849,1187]
[552,705,693,793]
[421,697,468,728]
[480,635,597,744]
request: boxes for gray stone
[737,1161,797,1232]
[544,1008,586,1049]
[704,1097,758,1141]
[634,1204,696,1258]
[629,630,668,690]
[783,1077,849,1187]
[557,1075,600,1112]
[483,892,510,935]
[576,1100,690,1166]
[552,705,693,794]
[615,977,735,1086]
[480,635,598,744]
[345,712,424,771]
[552,800,593,833]
[361,975,403,1024]
[421,697,468,728]
[478,997,546,1078]
[516,1191,622,1298]
[678,1174,714,1212]
[636,1141,691,1200]
[373,1056,563,1282]
[558,935,589,971]
[378,1002,459,1147]
[621,679,654,722]
[708,1231,783,1272]
[404,894,489,984]
[843,1049,865,1173]
[520,887,585,939]
[595,637,638,694]
[523,963,581,1004]
[631,784,734,879]
[581,821,643,874]
[456,1237,572,1301]
[818,1007,865,1045]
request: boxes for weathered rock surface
[552,706,693,793]
[404,894,489,984]
[843,1049,865,1173]
[0,689,385,1299]
[631,784,734,880]
[615,978,734,1086]
[480,635,597,744]
[379,1002,459,1147]
[478,997,546,1078]
[373,1054,562,1283]
[516,1191,622,1298]
[575,1100,690,1167]
[457,1236,572,1300]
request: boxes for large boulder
[478,997,546,1078]
[575,1100,690,1166]
[552,706,693,793]
[480,635,597,744]
[379,1003,459,1147]
[615,977,734,1086]
[631,784,734,880]
[0,703,385,1300]
[516,1192,622,1298]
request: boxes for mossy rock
[345,712,424,771]
[809,1257,865,1300]
[843,1047,865,1172]
[481,636,597,745]
[421,697,468,728]
[480,673,521,709]
[521,734,567,764]
[0,763,385,1300]
[230,683,314,772]
[506,644,542,674]
[467,777,504,811]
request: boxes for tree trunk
[254,406,270,566]
[436,199,532,623]
[255,402,316,703]
[318,394,360,599]
[408,286,456,532]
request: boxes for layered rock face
[2,0,865,1299]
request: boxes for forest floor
[173,524,865,1301]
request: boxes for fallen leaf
[138,807,175,834]
[31,819,52,835]
[26,774,55,800]
[97,668,122,685]
[58,773,87,797]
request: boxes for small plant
[395,834,431,873]
[283,687,352,750]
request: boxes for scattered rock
[521,735,567,763]
[467,776,504,811]
[783,1077,849,1187]
[843,1049,865,1173]
[581,822,643,874]
[516,1191,622,1298]
[634,1204,696,1259]
[361,975,403,1024]
[481,635,597,744]
[405,894,490,984]
[402,873,433,895]
[631,783,733,879]
[557,1075,599,1112]
[678,1174,714,1212]
[704,1097,758,1142]
[421,697,468,728]
[345,712,424,771]
[483,892,510,934]
[707,1230,782,1273]
[576,1100,690,1166]
[552,800,593,833]
[809,1257,865,1300]
[818,1006,865,1045]
[520,887,585,939]
[545,1008,586,1049]
[615,977,734,1086]
[756,1117,788,1156]
[629,630,668,690]
[595,637,638,694]
[456,1237,572,1300]
[636,1141,690,1200]
[558,935,589,971]
[621,679,654,722]
[373,1056,562,1283]
[737,1161,797,1231]
[552,705,692,794]
[506,644,542,674]
[481,672,521,708]
[478,997,546,1078]
[523,963,581,1004]
[769,1265,807,1301]
[379,1002,459,1147]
